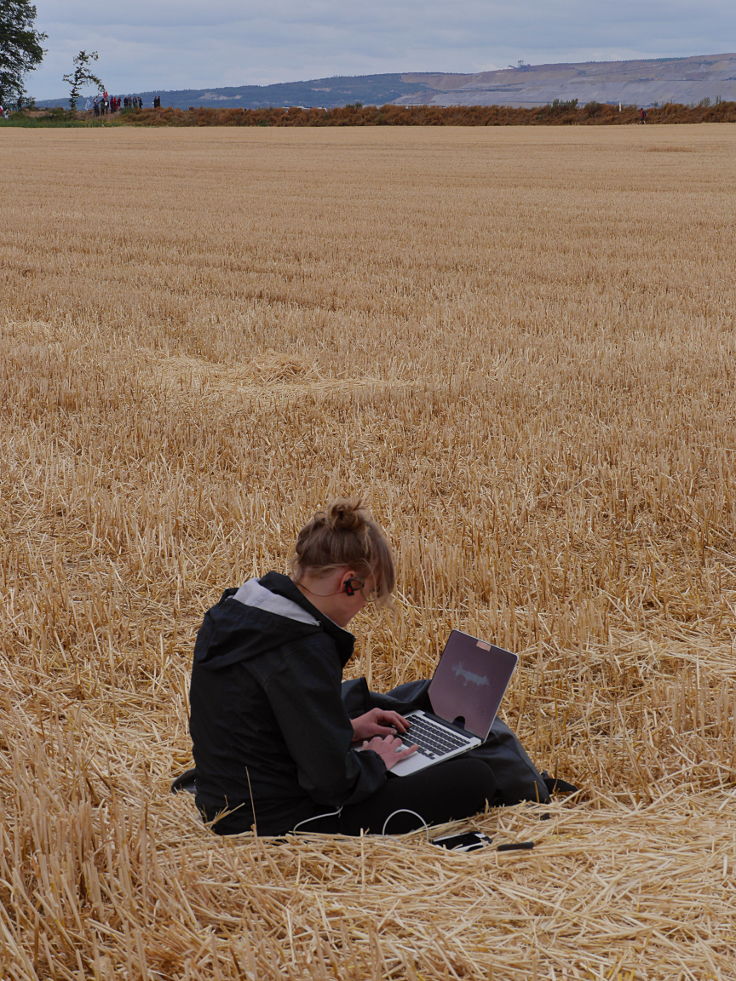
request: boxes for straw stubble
[1,125,735,979]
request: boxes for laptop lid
[428,630,518,739]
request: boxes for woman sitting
[189,499,499,835]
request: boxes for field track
[2,125,736,979]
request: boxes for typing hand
[361,733,418,770]
[351,708,410,743]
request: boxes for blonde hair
[290,498,395,603]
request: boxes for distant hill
[37,75,435,110]
[37,53,736,110]
[400,53,736,108]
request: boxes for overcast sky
[27,0,736,99]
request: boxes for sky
[26,0,736,100]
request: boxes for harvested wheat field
[1,124,736,979]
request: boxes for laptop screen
[428,630,518,738]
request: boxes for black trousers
[203,756,497,836]
[304,757,498,836]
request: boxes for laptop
[390,630,518,777]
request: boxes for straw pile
[1,125,735,979]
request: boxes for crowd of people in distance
[92,92,162,115]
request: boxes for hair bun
[292,497,395,602]
[327,498,365,532]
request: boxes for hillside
[37,74,435,111]
[400,53,736,107]
[37,52,736,110]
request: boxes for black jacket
[189,572,388,834]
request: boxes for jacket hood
[193,571,355,670]
[232,577,320,626]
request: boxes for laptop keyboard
[399,714,470,759]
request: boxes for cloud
[26,0,736,99]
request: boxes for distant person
[639,107,648,124]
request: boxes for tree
[0,0,46,107]
[63,49,103,111]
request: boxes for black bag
[341,677,554,806]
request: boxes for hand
[361,734,418,771]
[351,708,410,743]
